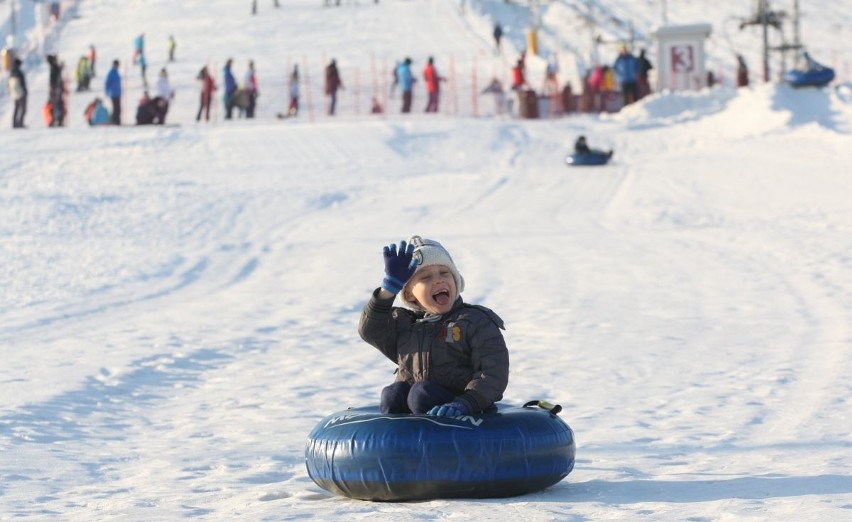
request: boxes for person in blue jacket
[397,57,415,113]
[223,58,237,119]
[613,44,639,106]
[104,60,122,125]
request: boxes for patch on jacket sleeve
[441,322,462,343]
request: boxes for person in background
[389,60,400,99]
[196,65,216,122]
[47,54,66,127]
[359,236,509,417]
[244,60,258,118]
[511,58,526,91]
[492,22,503,53]
[132,34,144,64]
[574,135,591,155]
[136,91,169,125]
[288,64,300,116]
[8,58,28,128]
[156,67,175,123]
[637,48,653,99]
[574,135,612,158]
[422,56,445,113]
[324,58,343,116]
[370,96,383,114]
[104,59,122,125]
[138,52,148,88]
[736,54,749,87]
[168,35,176,62]
[397,57,414,113]
[223,58,237,119]
[88,44,97,77]
[84,97,110,125]
[613,44,639,106]
[76,55,91,91]
[480,76,505,116]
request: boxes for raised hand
[381,240,417,294]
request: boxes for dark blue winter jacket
[223,65,237,97]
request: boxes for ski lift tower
[651,23,713,91]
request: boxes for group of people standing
[573,44,653,113]
[194,57,261,122]
[321,54,447,117]
[4,32,180,129]
[389,56,446,114]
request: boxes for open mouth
[433,289,450,306]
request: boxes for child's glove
[427,401,469,417]
[381,240,417,294]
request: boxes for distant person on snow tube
[574,135,612,158]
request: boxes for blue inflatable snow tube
[305,403,576,501]
[783,66,835,88]
[566,150,613,166]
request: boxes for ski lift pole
[761,0,769,82]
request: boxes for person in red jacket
[511,58,526,91]
[196,65,217,122]
[422,56,445,113]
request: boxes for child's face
[404,264,457,315]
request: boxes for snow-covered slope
[1,1,851,520]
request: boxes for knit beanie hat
[405,235,465,295]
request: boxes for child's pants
[380,381,456,414]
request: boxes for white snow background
[2,0,852,520]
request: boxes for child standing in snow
[358,236,509,417]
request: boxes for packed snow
[2,0,851,520]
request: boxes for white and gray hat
[405,235,465,294]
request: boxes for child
[358,236,509,417]
[574,135,591,155]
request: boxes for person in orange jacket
[423,56,446,113]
